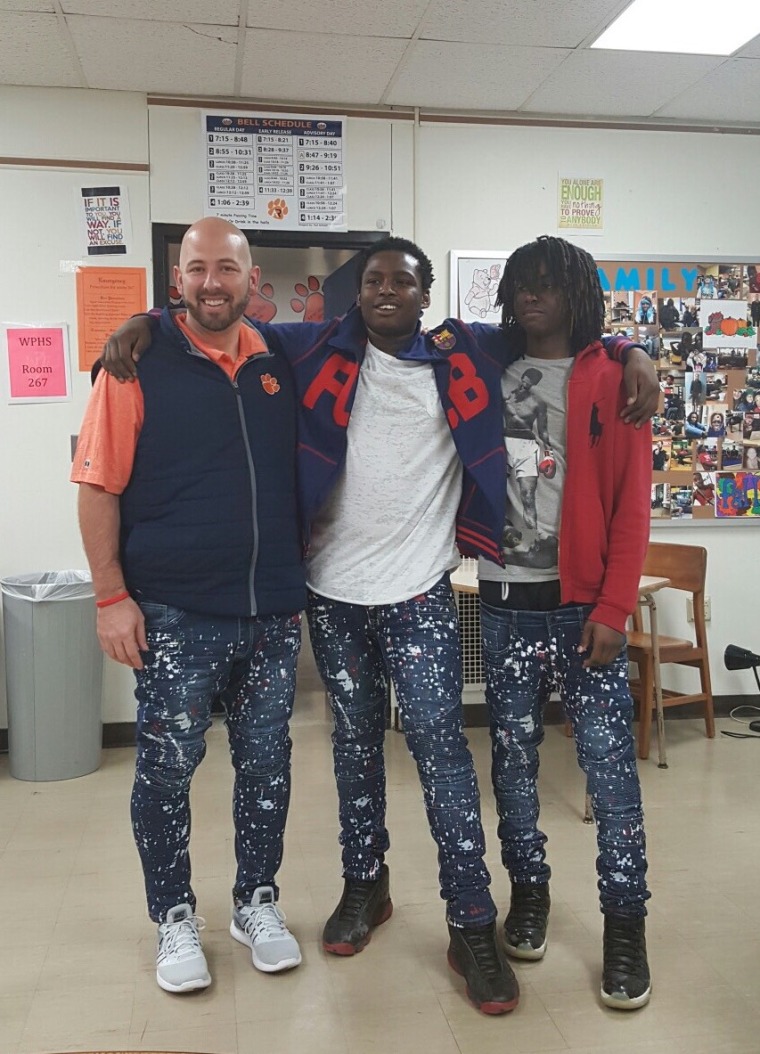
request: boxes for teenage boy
[472,236,653,1010]
[98,236,657,1015]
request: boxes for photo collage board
[599,259,760,521]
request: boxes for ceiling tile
[656,57,760,124]
[0,0,54,10]
[61,0,240,24]
[240,28,407,104]
[735,33,760,59]
[420,0,628,46]
[0,12,82,87]
[521,48,722,118]
[246,0,430,38]
[67,16,237,94]
[0,1,758,127]
[386,41,570,110]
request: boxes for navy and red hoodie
[256,308,509,566]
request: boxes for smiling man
[72,217,306,993]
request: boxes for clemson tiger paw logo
[261,373,280,395]
[267,198,289,221]
[246,282,277,323]
[291,276,324,322]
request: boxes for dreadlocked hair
[495,235,604,356]
[355,236,435,292]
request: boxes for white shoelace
[158,914,206,963]
[241,902,289,942]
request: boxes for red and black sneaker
[322,864,393,955]
[447,922,520,1014]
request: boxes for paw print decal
[246,282,277,323]
[261,373,280,395]
[291,275,324,322]
[267,198,289,220]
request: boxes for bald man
[72,218,306,993]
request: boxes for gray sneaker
[156,903,211,993]
[230,886,302,973]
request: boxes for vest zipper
[231,355,273,616]
[179,332,274,617]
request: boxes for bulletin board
[598,257,760,524]
[450,252,760,525]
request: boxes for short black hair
[496,235,604,355]
[355,236,435,292]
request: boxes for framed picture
[449,250,508,322]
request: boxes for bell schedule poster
[203,111,347,232]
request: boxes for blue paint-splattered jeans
[481,602,650,918]
[306,576,496,929]
[131,601,301,922]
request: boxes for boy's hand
[621,348,658,427]
[578,620,625,668]
[101,316,153,381]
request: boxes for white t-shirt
[306,341,462,604]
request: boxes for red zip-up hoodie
[557,341,652,633]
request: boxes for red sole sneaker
[323,899,393,956]
[447,949,519,1014]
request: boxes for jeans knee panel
[229,728,292,778]
[134,741,206,795]
[331,697,387,743]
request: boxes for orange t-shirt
[71,315,268,495]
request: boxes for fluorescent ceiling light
[591,0,760,55]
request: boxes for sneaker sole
[601,983,652,1010]
[504,937,547,961]
[156,972,211,993]
[322,898,393,956]
[446,950,519,1015]
[229,920,303,973]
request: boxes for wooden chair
[627,541,715,760]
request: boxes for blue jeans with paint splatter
[481,602,650,918]
[307,576,496,929]
[131,601,301,922]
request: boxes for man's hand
[578,619,625,668]
[101,316,153,381]
[620,348,659,426]
[96,597,147,669]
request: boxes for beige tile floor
[1,686,758,1054]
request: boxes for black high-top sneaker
[322,864,392,955]
[504,882,550,960]
[447,922,520,1015]
[601,915,651,1010]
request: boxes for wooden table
[450,562,478,594]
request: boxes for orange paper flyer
[76,266,147,372]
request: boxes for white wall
[416,122,760,320]
[0,87,151,724]
[1,87,758,726]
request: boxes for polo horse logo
[589,402,603,448]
